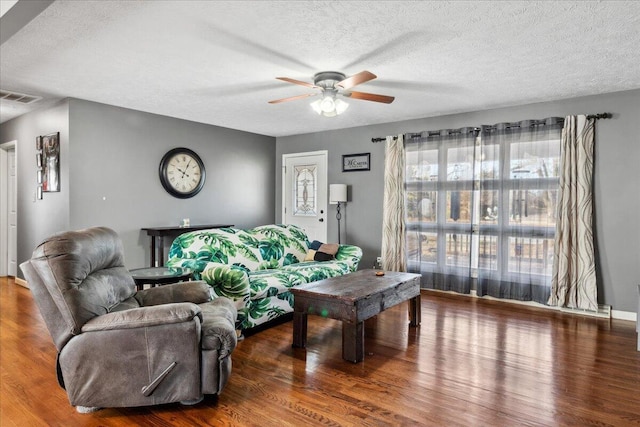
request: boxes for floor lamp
[329,184,347,244]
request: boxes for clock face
[159,148,206,198]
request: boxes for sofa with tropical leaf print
[166,224,362,331]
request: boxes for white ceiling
[1,1,639,137]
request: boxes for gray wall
[2,98,276,276]
[276,89,640,312]
[1,100,71,275]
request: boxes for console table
[141,224,233,267]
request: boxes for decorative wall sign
[35,136,43,199]
[342,153,370,172]
[42,132,60,192]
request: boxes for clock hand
[183,160,192,178]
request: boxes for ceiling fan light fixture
[310,95,349,117]
[320,96,335,113]
[310,98,323,115]
[334,98,349,115]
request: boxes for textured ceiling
[1,1,639,137]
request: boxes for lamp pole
[336,202,342,244]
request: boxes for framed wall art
[342,153,370,172]
[41,132,60,192]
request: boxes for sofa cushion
[168,228,263,276]
[281,260,350,282]
[248,269,306,301]
[252,224,308,268]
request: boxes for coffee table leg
[342,321,364,363]
[409,295,421,327]
[292,311,308,348]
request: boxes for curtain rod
[370,113,612,143]
[586,112,612,120]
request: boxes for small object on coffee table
[375,271,385,276]
[291,269,421,363]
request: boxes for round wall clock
[159,147,206,198]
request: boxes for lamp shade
[329,184,347,204]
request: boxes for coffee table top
[292,269,420,302]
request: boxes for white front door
[282,151,328,243]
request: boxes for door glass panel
[509,140,560,180]
[406,191,437,223]
[508,237,554,276]
[478,235,498,271]
[478,143,500,180]
[446,190,472,223]
[479,190,499,224]
[508,189,557,226]
[445,233,471,267]
[447,146,474,181]
[406,148,439,182]
[293,165,317,216]
[407,231,437,263]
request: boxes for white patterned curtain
[381,134,406,271]
[548,115,598,311]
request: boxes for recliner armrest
[134,281,211,306]
[81,303,202,332]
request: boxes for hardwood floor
[1,276,638,426]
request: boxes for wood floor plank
[1,277,639,426]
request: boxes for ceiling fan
[268,70,394,117]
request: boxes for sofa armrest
[81,303,202,332]
[335,244,363,271]
[134,281,211,306]
[200,262,251,306]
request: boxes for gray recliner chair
[19,226,237,412]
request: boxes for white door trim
[282,150,328,242]
[0,140,17,276]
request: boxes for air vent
[0,90,42,104]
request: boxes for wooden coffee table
[291,269,421,363]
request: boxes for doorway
[0,140,18,277]
[282,151,328,243]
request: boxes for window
[405,118,564,303]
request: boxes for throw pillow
[304,249,317,262]
[304,241,340,262]
[318,243,339,256]
[308,240,323,250]
[314,251,334,261]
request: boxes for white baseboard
[612,310,637,322]
[424,288,636,322]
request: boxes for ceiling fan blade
[336,71,377,90]
[346,91,395,104]
[276,77,320,89]
[268,93,317,104]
